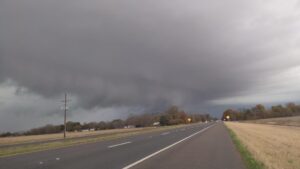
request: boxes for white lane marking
[148,136,153,138]
[160,132,170,136]
[108,141,132,148]
[39,162,44,165]
[122,124,215,169]
[56,157,60,161]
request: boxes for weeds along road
[0,122,246,169]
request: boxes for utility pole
[64,93,67,139]
[61,93,70,139]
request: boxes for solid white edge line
[122,124,215,169]
[108,141,132,148]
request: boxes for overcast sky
[1,0,300,132]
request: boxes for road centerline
[108,141,132,148]
[122,124,215,169]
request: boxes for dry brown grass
[226,122,300,169]
[0,127,151,146]
[0,124,191,157]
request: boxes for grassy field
[0,127,150,146]
[245,116,300,127]
[0,125,188,157]
[226,122,300,169]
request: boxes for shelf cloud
[0,0,300,131]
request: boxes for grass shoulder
[226,125,265,169]
[0,124,188,158]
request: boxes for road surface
[0,122,246,169]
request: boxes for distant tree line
[222,102,300,121]
[0,106,214,137]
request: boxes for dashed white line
[122,124,215,169]
[160,132,170,136]
[56,157,60,161]
[108,141,132,148]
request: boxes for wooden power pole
[64,93,67,139]
[62,93,70,139]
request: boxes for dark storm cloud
[0,0,300,129]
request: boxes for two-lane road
[0,122,246,169]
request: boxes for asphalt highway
[0,122,246,169]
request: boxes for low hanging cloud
[0,0,300,131]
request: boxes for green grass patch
[227,127,265,169]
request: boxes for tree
[0,132,12,137]
[286,102,300,115]
[159,115,169,126]
[252,104,267,119]
[110,119,125,129]
[96,121,107,130]
[66,121,81,131]
[271,105,286,117]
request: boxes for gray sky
[1,0,300,132]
